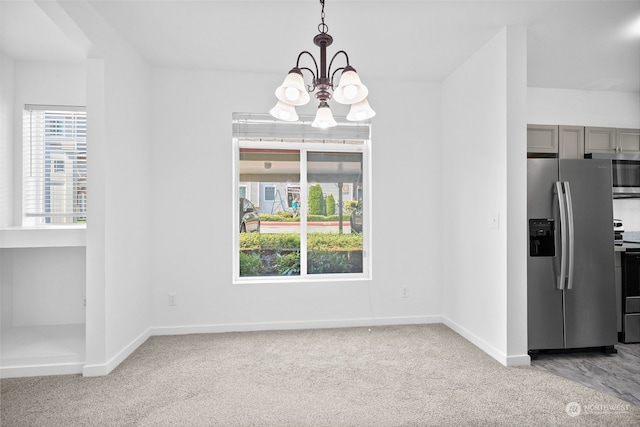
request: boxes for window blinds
[232,113,371,143]
[23,105,87,225]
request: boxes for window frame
[232,129,372,284]
[22,105,87,227]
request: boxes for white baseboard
[504,354,531,367]
[82,328,151,377]
[151,315,443,336]
[0,363,83,379]
[442,316,530,367]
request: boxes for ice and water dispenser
[529,219,555,257]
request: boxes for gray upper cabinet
[585,126,632,154]
[527,124,584,159]
[616,128,640,153]
[558,125,585,159]
[527,124,558,154]
[529,125,638,156]
[585,127,616,153]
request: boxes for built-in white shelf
[0,226,86,248]
[0,324,85,378]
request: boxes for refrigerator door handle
[555,181,567,290]
[564,181,575,290]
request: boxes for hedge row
[259,213,348,222]
[240,232,362,251]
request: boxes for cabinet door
[585,127,616,153]
[559,125,584,159]
[527,124,558,154]
[617,128,640,153]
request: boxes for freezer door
[527,159,565,350]
[560,159,617,348]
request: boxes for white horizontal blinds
[23,105,87,225]
[233,113,370,143]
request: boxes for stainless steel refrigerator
[527,159,617,353]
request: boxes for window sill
[0,226,86,249]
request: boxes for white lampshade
[333,69,368,105]
[311,104,337,128]
[346,98,376,121]
[275,70,310,106]
[269,101,298,122]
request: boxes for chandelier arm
[327,50,350,84]
[299,67,318,92]
[296,51,319,80]
[330,67,346,86]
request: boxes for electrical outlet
[402,287,409,298]
[168,293,177,306]
[491,213,500,230]
[82,296,86,308]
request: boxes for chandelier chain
[318,0,328,34]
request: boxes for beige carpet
[2,324,639,426]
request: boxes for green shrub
[326,194,336,215]
[260,213,346,223]
[240,232,301,250]
[307,233,363,251]
[274,251,300,275]
[240,232,362,251]
[239,252,264,276]
[307,214,341,222]
[345,200,359,212]
[239,232,363,276]
[308,184,324,215]
[308,251,350,274]
[259,213,299,222]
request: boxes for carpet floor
[2,324,639,426]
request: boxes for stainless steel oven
[591,153,640,198]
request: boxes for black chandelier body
[270,0,375,128]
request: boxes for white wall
[505,27,528,364]
[1,247,86,327]
[101,54,152,368]
[149,68,443,332]
[442,27,528,366]
[613,200,640,232]
[528,87,640,232]
[527,88,640,128]
[56,1,152,376]
[0,53,14,228]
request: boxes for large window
[23,105,87,226]
[233,113,371,281]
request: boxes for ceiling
[1,0,639,92]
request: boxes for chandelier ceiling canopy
[270,0,375,128]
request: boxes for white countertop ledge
[0,227,87,248]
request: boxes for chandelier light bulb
[280,110,292,120]
[333,68,368,105]
[285,87,300,102]
[275,69,310,106]
[312,103,337,128]
[343,84,358,100]
[270,101,299,122]
[346,98,376,122]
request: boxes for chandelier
[269,0,375,128]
